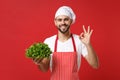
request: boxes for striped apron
[51,34,79,80]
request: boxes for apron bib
[51,34,79,80]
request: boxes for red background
[0,0,120,80]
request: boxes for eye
[57,19,62,22]
[64,18,69,21]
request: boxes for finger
[32,58,35,61]
[33,58,43,65]
[32,58,38,64]
[90,29,93,36]
[79,32,84,39]
[32,58,36,61]
[83,25,87,33]
[38,58,44,63]
[33,58,39,62]
[33,58,41,62]
[87,26,90,33]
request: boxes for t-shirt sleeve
[81,43,88,57]
[43,38,51,46]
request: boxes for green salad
[25,42,52,58]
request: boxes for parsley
[25,42,52,58]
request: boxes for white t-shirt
[44,34,88,71]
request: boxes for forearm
[85,43,99,69]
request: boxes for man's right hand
[32,57,50,72]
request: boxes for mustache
[59,24,68,27]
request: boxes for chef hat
[55,6,76,24]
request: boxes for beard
[57,24,70,34]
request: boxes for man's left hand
[79,25,93,45]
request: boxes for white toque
[55,6,76,24]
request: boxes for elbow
[91,61,99,69]
[92,63,99,69]
[89,56,99,69]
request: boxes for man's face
[54,15,73,34]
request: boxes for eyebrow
[56,17,70,20]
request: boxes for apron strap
[71,34,76,52]
[54,34,76,52]
[54,35,58,52]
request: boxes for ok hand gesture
[79,25,93,45]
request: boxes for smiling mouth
[61,25,66,28]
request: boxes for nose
[61,20,65,24]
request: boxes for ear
[54,19,57,25]
[70,19,73,24]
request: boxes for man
[33,6,99,80]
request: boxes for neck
[58,31,72,42]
